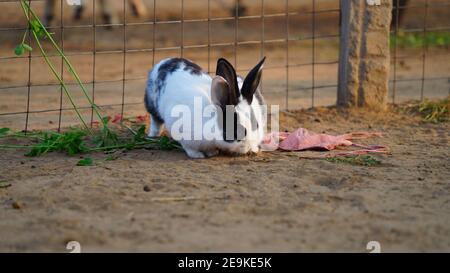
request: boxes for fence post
[337,0,392,110]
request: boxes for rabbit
[144,57,266,159]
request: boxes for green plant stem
[0,145,30,149]
[0,138,160,152]
[20,0,104,125]
[88,141,156,151]
[33,32,91,132]
[122,124,138,136]
[19,1,91,132]
[21,29,28,44]
[9,134,44,141]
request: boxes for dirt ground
[0,0,449,253]
[0,106,449,252]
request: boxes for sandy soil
[1,106,449,252]
[0,0,449,253]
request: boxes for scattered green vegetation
[325,155,382,167]
[77,158,94,166]
[25,129,88,157]
[0,1,182,164]
[396,98,449,123]
[0,125,181,158]
[391,31,450,49]
[0,128,10,137]
[419,99,449,123]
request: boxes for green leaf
[14,43,32,56]
[125,143,136,150]
[0,128,10,137]
[25,129,88,157]
[77,158,94,166]
[158,136,181,151]
[93,125,120,149]
[14,44,25,56]
[101,116,110,125]
[133,125,147,142]
[30,19,46,38]
[30,20,39,31]
[0,181,12,189]
[22,43,33,52]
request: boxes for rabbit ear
[211,76,230,110]
[211,76,234,134]
[216,58,239,105]
[241,57,266,104]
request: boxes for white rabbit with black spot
[144,57,266,159]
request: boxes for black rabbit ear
[211,76,230,110]
[216,58,239,105]
[241,57,266,104]
[210,76,231,133]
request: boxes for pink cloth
[261,128,387,155]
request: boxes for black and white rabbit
[144,57,266,159]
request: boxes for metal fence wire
[0,0,448,132]
[390,0,450,104]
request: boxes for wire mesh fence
[0,0,448,132]
[390,0,450,103]
[0,0,341,131]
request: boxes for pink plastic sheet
[261,128,388,156]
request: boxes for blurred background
[0,0,449,131]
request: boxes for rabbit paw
[185,149,206,159]
[205,149,219,158]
